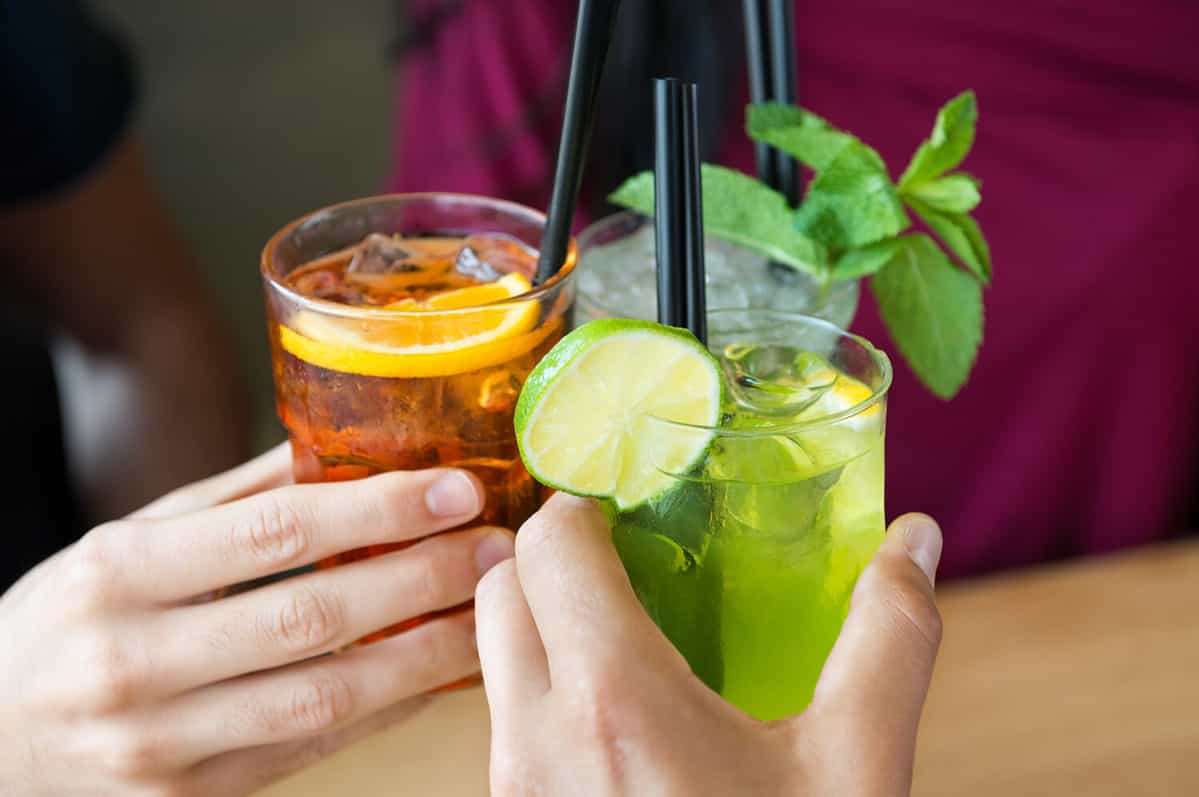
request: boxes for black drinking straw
[535,0,623,284]
[742,0,800,206]
[767,0,800,206]
[654,79,685,329]
[741,0,777,189]
[654,80,721,691]
[654,78,707,345]
[680,83,707,345]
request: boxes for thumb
[805,514,943,775]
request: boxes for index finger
[514,493,667,677]
[94,467,486,604]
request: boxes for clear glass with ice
[574,211,859,327]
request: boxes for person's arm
[0,130,251,519]
[477,494,943,795]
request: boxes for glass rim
[576,208,646,246]
[260,192,577,321]
[647,309,892,436]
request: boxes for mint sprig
[870,234,982,399]
[608,164,827,277]
[904,174,980,213]
[608,90,989,399]
[898,91,978,189]
[745,104,853,171]
[905,197,991,284]
[792,139,910,251]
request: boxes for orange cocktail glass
[261,194,576,643]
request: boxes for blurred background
[88,0,394,450]
[7,2,1197,795]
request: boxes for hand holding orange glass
[262,194,576,643]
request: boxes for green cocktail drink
[514,310,891,721]
[610,310,889,720]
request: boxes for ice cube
[721,345,836,418]
[454,246,501,282]
[576,225,655,321]
[289,268,365,304]
[477,370,521,413]
[347,233,417,274]
[574,217,862,327]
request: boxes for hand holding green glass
[516,313,888,719]
[514,92,991,720]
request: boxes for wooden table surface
[261,540,1199,797]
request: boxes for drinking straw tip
[653,78,706,345]
[536,0,623,284]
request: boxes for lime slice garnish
[515,319,723,509]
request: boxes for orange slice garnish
[279,273,545,377]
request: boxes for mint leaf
[903,173,980,213]
[609,165,827,277]
[898,91,978,190]
[793,140,909,251]
[833,239,906,280]
[906,197,992,284]
[870,234,982,399]
[746,103,853,171]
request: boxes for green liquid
[611,353,885,721]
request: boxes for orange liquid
[270,233,561,651]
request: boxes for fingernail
[474,532,515,576]
[903,516,943,587]
[425,471,481,518]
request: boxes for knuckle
[102,725,163,779]
[879,569,943,651]
[373,470,418,510]
[515,495,598,561]
[239,496,312,570]
[410,544,460,608]
[65,527,129,610]
[513,513,552,559]
[474,557,516,606]
[262,586,345,655]
[567,674,626,750]
[283,672,355,734]
[514,510,568,567]
[358,471,422,532]
[407,623,451,675]
[78,632,141,713]
[412,615,477,675]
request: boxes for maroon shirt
[389,0,1199,578]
